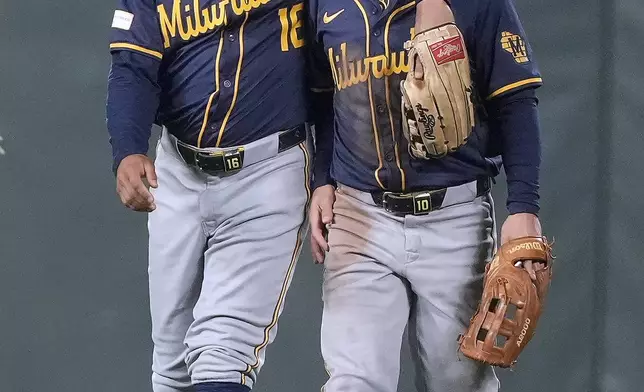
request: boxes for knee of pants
[416,359,500,392]
[324,372,397,392]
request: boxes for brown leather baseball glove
[458,236,554,368]
[401,22,476,159]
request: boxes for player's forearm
[414,0,453,32]
[310,90,336,190]
[106,51,161,173]
[488,88,542,215]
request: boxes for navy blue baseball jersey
[106,0,311,169]
[307,0,544,213]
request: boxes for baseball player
[105,1,313,391]
[307,0,545,390]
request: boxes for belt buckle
[196,147,245,173]
[412,192,432,215]
[381,192,395,214]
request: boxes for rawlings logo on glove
[415,104,437,140]
[431,36,465,64]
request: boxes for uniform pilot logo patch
[501,32,529,63]
[430,36,465,65]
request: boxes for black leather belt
[371,178,490,216]
[175,124,306,175]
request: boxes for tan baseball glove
[401,22,475,159]
[458,236,554,368]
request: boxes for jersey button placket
[209,27,240,141]
[222,33,236,89]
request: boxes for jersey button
[385,152,394,162]
[228,33,235,42]
[371,7,378,15]
[377,104,386,113]
[223,80,232,88]
[373,29,381,37]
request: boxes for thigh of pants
[404,194,500,392]
[148,132,311,392]
[321,186,410,392]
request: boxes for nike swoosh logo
[323,9,344,24]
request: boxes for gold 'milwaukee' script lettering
[158,0,270,48]
[327,32,413,91]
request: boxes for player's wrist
[507,201,540,216]
[414,0,453,32]
[312,179,337,192]
[113,151,149,175]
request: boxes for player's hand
[309,184,336,264]
[413,0,454,79]
[500,213,544,281]
[116,154,158,213]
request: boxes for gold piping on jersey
[243,142,312,379]
[354,0,386,189]
[487,77,543,99]
[196,31,224,148]
[384,1,415,191]
[215,12,250,147]
[109,43,163,59]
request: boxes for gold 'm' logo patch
[501,32,529,64]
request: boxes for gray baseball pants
[321,182,500,392]
[147,129,311,392]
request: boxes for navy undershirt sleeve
[305,0,337,191]
[486,87,541,215]
[106,50,161,173]
[310,90,335,190]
